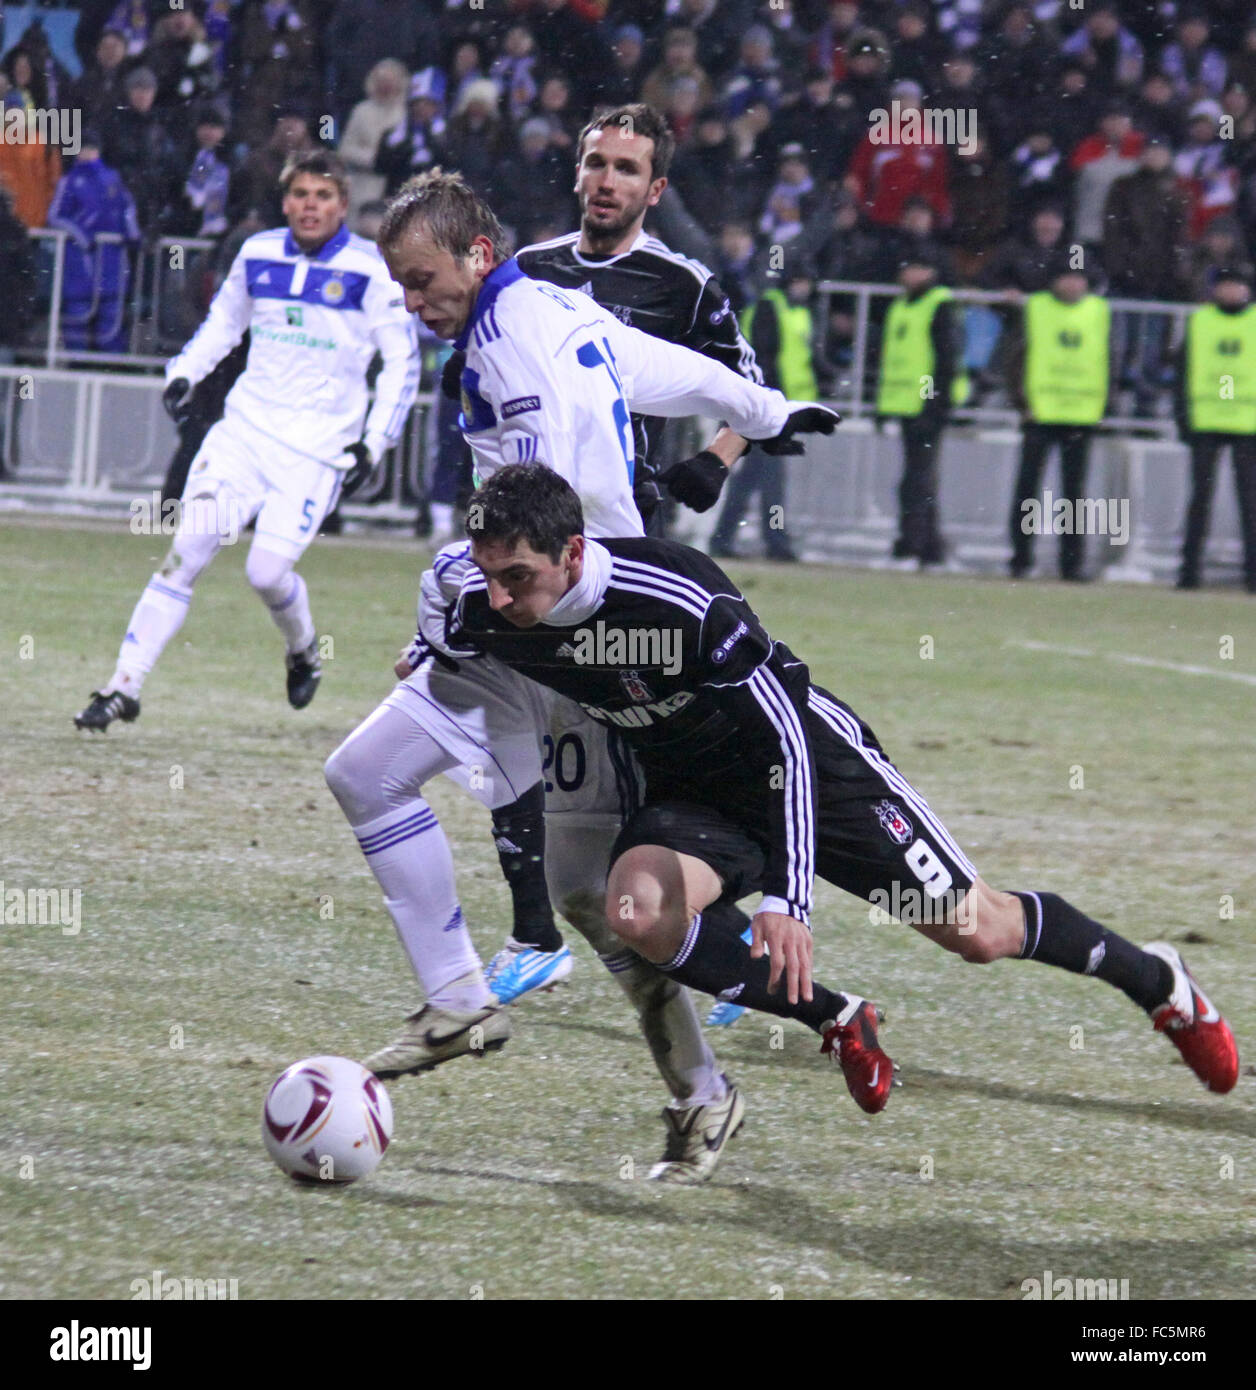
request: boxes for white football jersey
[167,224,418,467]
[454,258,791,539]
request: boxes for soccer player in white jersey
[322,168,837,1182]
[74,152,418,730]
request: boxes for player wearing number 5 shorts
[74,152,418,732]
[449,465,1240,1107]
[321,169,839,1182]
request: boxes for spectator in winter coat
[1068,101,1144,252]
[641,27,713,114]
[767,65,863,183]
[1028,61,1101,161]
[102,66,180,235]
[1159,9,1228,102]
[145,9,219,132]
[1102,138,1189,301]
[442,78,507,202]
[669,107,735,236]
[1183,216,1251,302]
[177,106,232,238]
[234,0,320,151]
[947,129,1010,285]
[592,24,646,109]
[1059,1,1144,96]
[490,24,539,124]
[0,92,63,229]
[1175,99,1239,239]
[69,29,132,132]
[227,108,314,228]
[1132,71,1186,147]
[374,68,447,199]
[1009,125,1072,233]
[338,58,408,217]
[721,26,782,119]
[46,130,140,352]
[982,204,1072,296]
[493,115,575,248]
[844,80,950,229]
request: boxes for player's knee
[323,734,376,816]
[245,546,294,603]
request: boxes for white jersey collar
[544,539,612,626]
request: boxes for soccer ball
[262,1055,393,1184]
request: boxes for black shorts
[611,687,978,924]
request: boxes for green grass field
[2,516,1254,1300]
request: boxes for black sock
[660,900,844,1033]
[491,783,562,952]
[1014,891,1172,1012]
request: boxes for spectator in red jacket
[843,79,950,229]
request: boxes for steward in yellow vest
[876,249,966,565]
[711,259,825,562]
[1174,267,1256,592]
[1008,259,1112,581]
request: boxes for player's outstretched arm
[361,281,420,464]
[165,246,254,390]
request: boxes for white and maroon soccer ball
[262,1055,393,1184]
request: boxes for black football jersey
[450,535,817,921]
[515,232,762,518]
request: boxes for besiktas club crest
[875,800,913,845]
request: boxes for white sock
[267,571,316,655]
[107,574,194,696]
[352,800,491,1008]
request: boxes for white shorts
[182,417,343,561]
[386,654,642,820]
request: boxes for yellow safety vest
[741,289,819,402]
[876,285,969,417]
[1186,302,1256,434]
[1023,292,1110,425]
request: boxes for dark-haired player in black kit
[517,103,759,535]
[441,464,1240,1105]
[464,104,774,1005]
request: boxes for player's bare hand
[750,910,813,1004]
[394,647,415,678]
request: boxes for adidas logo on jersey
[555,642,577,658]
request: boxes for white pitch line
[1007,639,1256,687]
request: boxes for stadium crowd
[0,3,1254,318]
[2,1,1256,580]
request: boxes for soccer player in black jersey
[476,104,786,1006]
[442,465,1240,1104]
[520,103,760,534]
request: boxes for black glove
[441,350,466,402]
[162,377,192,424]
[339,442,375,497]
[657,450,729,512]
[758,404,842,455]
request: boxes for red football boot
[1145,942,1239,1094]
[821,997,898,1114]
